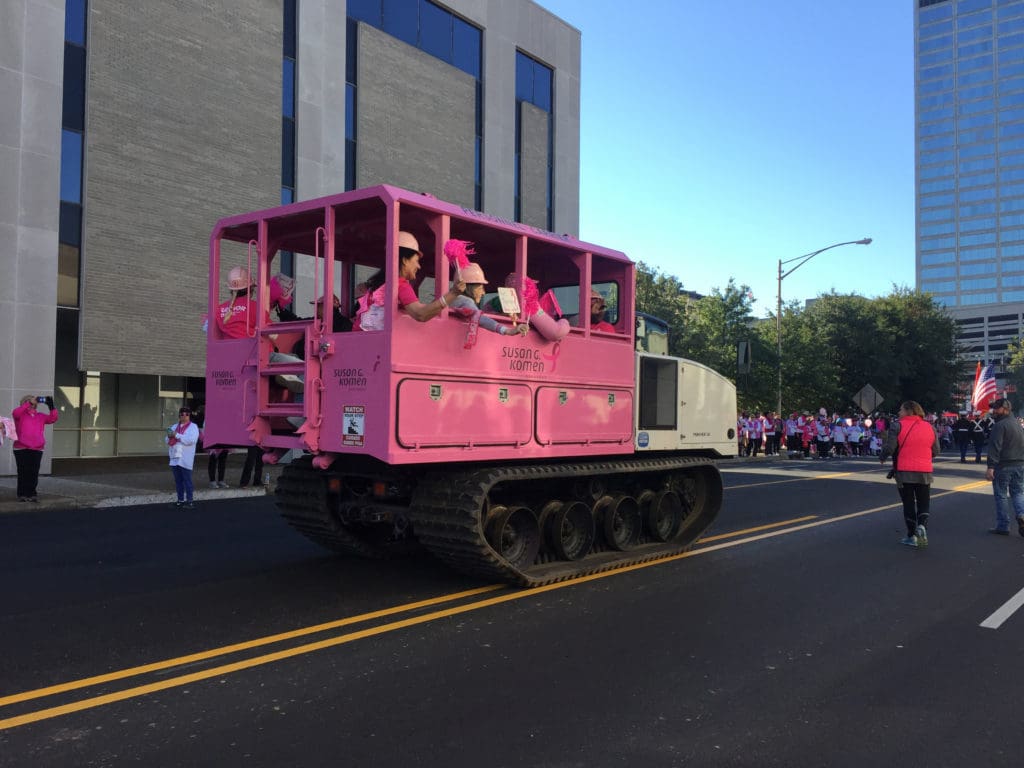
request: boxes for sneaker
[175,500,183,507]
[18,497,27,502]
[28,496,39,503]
[915,525,928,548]
[186,502,195,509]
[988,528,1010,536]
[1018,516,1024,538]
[900,535,919,548]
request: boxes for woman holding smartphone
[11,394,58,502]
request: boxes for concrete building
[914,0,1024,367]
[0,0,581,473]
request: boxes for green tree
[634,262,691,357]
[770,298,842,414]
[874,288,962,411]
[783,289,961,414]
[1004,338,1024,405]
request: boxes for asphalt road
[1,454,1022,767]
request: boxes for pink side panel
[316,333,392,457]
[396,380,532,448]
[205,338,259,447]
[535,387,634,445]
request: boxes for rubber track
[275,457,386,559]
[408,456,721,587]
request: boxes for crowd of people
[735,408,1003,461]
[737,410,887,459]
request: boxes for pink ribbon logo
[541,341,562,373]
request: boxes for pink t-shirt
[217,297,254,338]
[397,278,418,309]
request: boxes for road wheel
[602,494,641,551]
[644,490,684,542]
[485,505,540,569]
[547,501,595,561]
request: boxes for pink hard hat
[228,266,254,291]
[399,231,420,252]
[459,262,488,284]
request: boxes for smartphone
[36,396,47,403]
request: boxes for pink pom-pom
[520,276,540,317]
[443,239,475,270]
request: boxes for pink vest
[896,415,934,473]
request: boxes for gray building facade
[914,0,1024,365]
[0,0,581,473]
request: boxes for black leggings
[898,482,930,535]
[240,446,263,486]
[14,449,43,498]
[208,451,227,482]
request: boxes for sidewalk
[0,456,284,515]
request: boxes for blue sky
[537,0,914,317]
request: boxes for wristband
[439,295,448,308]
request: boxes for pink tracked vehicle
[205,186,736,586]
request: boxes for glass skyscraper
[915,0,1024,363]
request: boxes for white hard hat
[228,266,253,291]
[459,262,488,284]
[399,231,420,252]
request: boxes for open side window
[639,356,678,430]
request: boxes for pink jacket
[12,402,59,451]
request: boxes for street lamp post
[775,238,872,417]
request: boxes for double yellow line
[0,584,507,730]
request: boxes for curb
[93,487,271,508]
[0,486,270,515]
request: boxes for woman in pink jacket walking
[11,394,59,502]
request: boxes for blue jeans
[171,465,194,502]
[992,465,1024,531]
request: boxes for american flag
[972,364,998,411]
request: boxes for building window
[60,129,83,204]
[55,1,88,456]
[279,0,297,277]
[282,0,297,207]
[515,51,554,228]
[59,0,86,312]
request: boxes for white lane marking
[980,586,1024,630]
